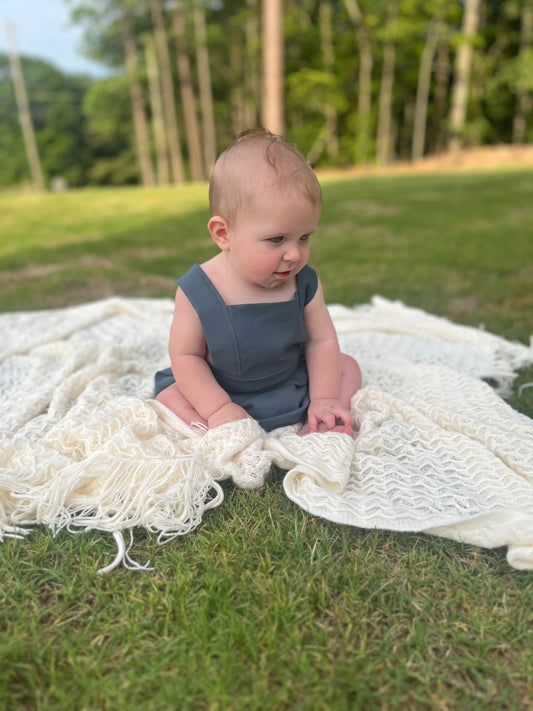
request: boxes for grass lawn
[1,169,532,710]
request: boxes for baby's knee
[155,383,183,410]
[155,386,171,405]
[341,353,362,392]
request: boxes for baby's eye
[269,236,284,244]
[300,234,310,241]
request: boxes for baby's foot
[329,423,354,437]
[298,420,354,438]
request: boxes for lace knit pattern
[1,296,532,572]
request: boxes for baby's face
[225,183,321,291]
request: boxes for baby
[155,128,361,435]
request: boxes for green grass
[1,169,533,710]
[1,171,532,342]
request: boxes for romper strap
[178,264,240,373]
[297,265,318,309]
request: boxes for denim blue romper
[154,263,318,431]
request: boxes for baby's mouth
[274,270,292,279]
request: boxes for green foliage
[0,62,27,184]
[1,0,533,188]
[515,49,533,93]
[286,68,348,157]
[0,54,92,188]
[83,76,138,184]
[287,69,348,115]
[65,0,153,68]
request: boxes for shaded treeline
[1,0,532,189]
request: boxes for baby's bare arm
[169,288,249,425]
[304,281,353,432]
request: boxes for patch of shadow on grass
[0,258,178,310]
[0,254,114,283]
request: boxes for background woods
[1,0,532,190]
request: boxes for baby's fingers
[310,411,337,433]
[307,412,321,433]
[333,408,354,428]
[308,412,332,433]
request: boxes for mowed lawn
[1,168,532,710]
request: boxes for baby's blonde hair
[209,128,322,221]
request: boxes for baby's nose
[283,244,301,262]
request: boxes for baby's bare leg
[155,383,208,428]
[339,353,362,410]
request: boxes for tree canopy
[1,0,532,189]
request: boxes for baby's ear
[208,216,230,251]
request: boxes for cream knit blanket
[1,296,532,572]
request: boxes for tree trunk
[173,0,205,181]
[193,0,217,173]
[376,5,397,165]
[319,0,338,158]
[150,0,185,184]
[146,39,170,186]
[5,21,45,191]
[412,19,443,162]
[357,33,373,164]
[231,41,246,134]
[343,0,373,164]
[244,0,260,130]
[448,0,482,152]
[124,31,155,187]
[261,0,284,135]
[431,42,451,153]
[513,0,533,144]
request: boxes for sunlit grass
[0,184,209,263]
[2,169,531,341]
[2,479,532,710]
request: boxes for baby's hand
[207,402,251,429]
[307,399,354,436]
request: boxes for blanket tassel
[98,530,154,574]
[1,525,32,541]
